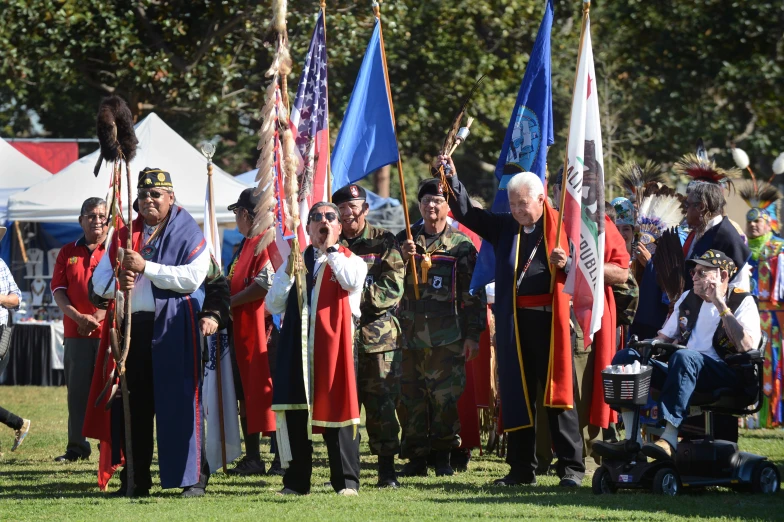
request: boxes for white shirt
[92,240,211,312]
[659,290,761,361]
[266,248,367,318]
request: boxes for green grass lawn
[0,386,782,521]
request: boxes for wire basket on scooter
[601,366,653,406]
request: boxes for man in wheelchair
[595,249,761,462]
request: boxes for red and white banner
[562,16,606,347]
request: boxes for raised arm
[327,249,368,294]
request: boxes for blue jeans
[612,348,741,427]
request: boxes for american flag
[289,10,330,248]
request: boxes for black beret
[417,179,445,200]
[332,184,367,205]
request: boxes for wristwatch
[325,245,339,255]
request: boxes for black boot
[399,456,428,477]
[450,448,471,472]
[376,455,400,488]
[434,451,454,477]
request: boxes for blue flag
[470,0,554,292]
[331,19,399,192]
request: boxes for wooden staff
[321,1,334,201]
[13,221,28,264]
[203,145,229,474]
[551,0,591,293]
[374,0,420,299]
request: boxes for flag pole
[201,143,228,474]
[551,0,591,292]
[374,0,420,299]
[321,1,334,202]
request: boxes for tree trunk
[373,165,391,198]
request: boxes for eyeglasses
[421,196,446,206]
[137,189,169,200]
[309,211,338,223]
[81,213,107,222]
[690,267,718,279]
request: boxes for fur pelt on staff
[93,96,138,176]
[654,227,686,302]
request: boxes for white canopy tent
[0,137,52,222]
[7,113,247,223]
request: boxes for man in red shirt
[51,197,108,462]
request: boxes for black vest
[676,290,755,360]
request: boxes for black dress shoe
[267,458,285,476]
[109,486,150,498]
[181,486,206,498]
[54,450,86,462]
[593,440,641,460]
[376,476,400,489]
[492,474,536,486]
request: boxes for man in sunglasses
[266,202,367,496]
[333,184,405,488]
[88,168,212,497]
[51,197,109,463]
[595,249,761,461]
[395,178,485,478]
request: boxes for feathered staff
[436,75,486,194]
[636,185,684,256]
[93,95,138,497]
[614,159,663,210]
[654,227,686,303]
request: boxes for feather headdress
[636,185,684,255]
[615,160,663,209]
[674,139,740,188]
[738,179,780,232]
[252,0,295,255]
[93,95,138,176]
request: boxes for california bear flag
[562,14,605,347]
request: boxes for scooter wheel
[751,461,780,494]
[592,466,617,495]
[652,467,680,496]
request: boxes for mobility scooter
[593,336,780,496]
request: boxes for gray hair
[506,172,544,199]
[80,197,107,215]
[307,201,339,223]
[688,182,725,222]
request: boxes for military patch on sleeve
[365,275,374,288]
[432,275,443,289]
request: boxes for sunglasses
[309,211,338,223]
[138,189,169,200]
[689,267,719,279]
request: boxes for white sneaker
[12,419,30,452]
[337,488,358,496]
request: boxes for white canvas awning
[7,113,247,223]
[0,137,52,221]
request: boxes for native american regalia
[270,245,362,443]
[84,205,208,489]
[740,180,784,427]
[588,217,630,428]
[228,235,276,434]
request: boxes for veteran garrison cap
[137,168,173,189]
[332,184,367,206]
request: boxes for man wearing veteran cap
[334,183,405,488]
[595,249,761,462]
[395,178,485,478]
[88,168,212,497]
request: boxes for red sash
[230,235,275,434]
[516,293,553,308]
[310,247,360,427]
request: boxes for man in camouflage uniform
[396,179,485,477]
[335,184,406,488]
